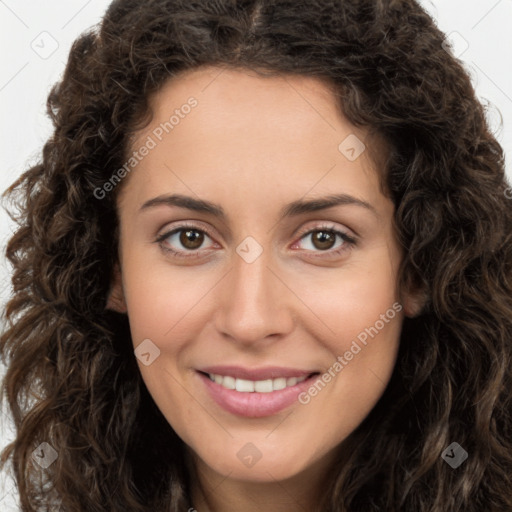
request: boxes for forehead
[147,68,341,149]
[119,66,390,215]
[151,65,340,113]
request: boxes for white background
[1,0,511,509]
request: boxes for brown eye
[310,230,337,251]
[156,225,216,257]
[293,224,357,258]
[179,229,204,250]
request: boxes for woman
[1,0,511,510]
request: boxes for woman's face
[108,66,419,484]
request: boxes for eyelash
[154,222,357,260]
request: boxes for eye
[291,223,357,258]
[155,222,357,260]
[155,223,216,258]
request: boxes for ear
[401,276,428,318]
[105,262,127,313]
[402,291,426,318]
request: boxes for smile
[196,367,320,418]
[206,373,309,392]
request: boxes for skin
[106,66,423,512]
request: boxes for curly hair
[1,0,512,510]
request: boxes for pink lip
[198,365,316,381]
[196,369,319,418]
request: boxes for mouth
[198,370,320,393]
[196,366,321,418]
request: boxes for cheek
[305,255,403,404]
[120,253,215,347]
[317,292,402,400]
[296,312,402,453]
[308,258,401,345]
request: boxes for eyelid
[156,220,216,240]
[293,221,357,242]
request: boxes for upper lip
[197,365,318,381]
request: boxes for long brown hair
[1,0,512,510]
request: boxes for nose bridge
[215,238,293,344]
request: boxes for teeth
[254,379,273,392]
[222,375,236,390]
[273,377,287,391]
[208,373,308,392]
[235,378,254,392]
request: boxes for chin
[196,445,314,482]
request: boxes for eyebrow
[139,193,379,220]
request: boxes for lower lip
[197,371,318,418]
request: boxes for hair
[1,0,511,510]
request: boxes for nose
[213,246,295,347]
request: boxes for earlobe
[402,292,425,318]
[105,263,127,313]
[401,278,428,318]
